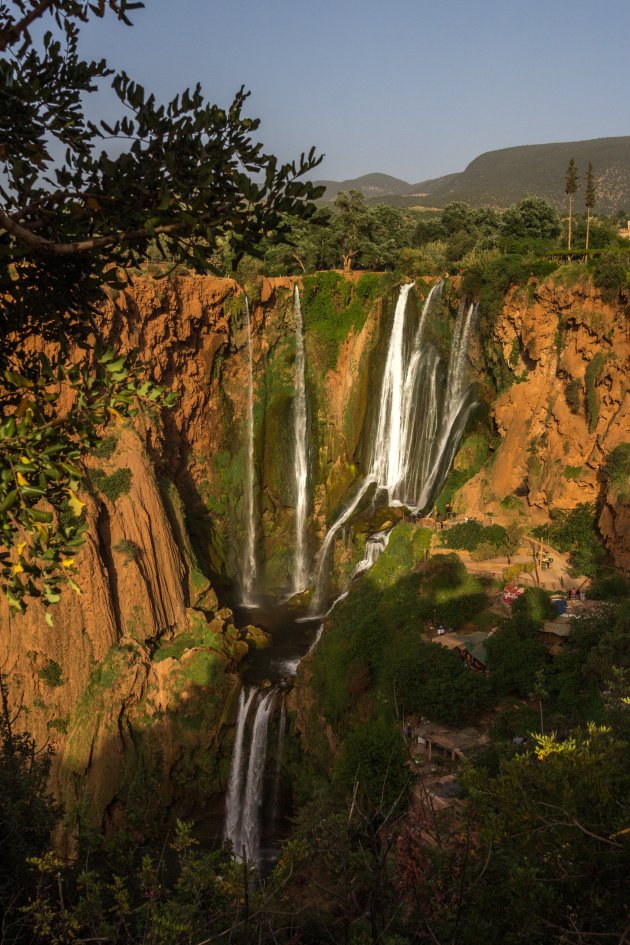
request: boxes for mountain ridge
[315,136,630,212]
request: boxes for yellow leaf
[17,540,27,555]
[20,455,32,465]
[107,406,124,424]
[67,489,85,517]
[11,561,24,575]
[61,557,75,568]
[16,472,28,486]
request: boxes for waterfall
[241,297,258,605]
[292,285,309,594]
[351,530,391,578]
[240,689,276,863]
[313,281,476,610]
[224,686,257,854]
[270,696,286,827]
[369,283,415,492]
[414,302,478,509]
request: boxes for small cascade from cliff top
[224,686,256,855]
[240,688,276,864]
[241,296,258,605]
[292,285,309,594]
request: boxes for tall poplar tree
[585,162,596,250]
[565,158,579,250]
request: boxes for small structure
[432,629,489,672]
[414,721,487,762]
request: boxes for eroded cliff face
[0,271,391,831]
[457,278,629,571]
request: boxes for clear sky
[76,0,629,183]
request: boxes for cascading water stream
[312,281,476,612]
[224,686,256,854]
[312,282,441,609]
[240,689,276,863]
[225,687,277,864]
[292,285,309,594]
[414,302,478,509]
[351,530,391,578]
[270,697,286,828]
[241,296,258,605]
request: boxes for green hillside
[317,136,630,213]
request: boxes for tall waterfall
[224,687,277,864]
[313,281,476,610]
[292,285,309,593]
[224,686,256,854]
[241,296,258,605]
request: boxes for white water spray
[292,285,309,593]
[313,281,475,609]
[240,689,275,863]
[224,686,256,854]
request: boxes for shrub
[38,660,63,688]
[485,622,548,697]
[588,573,630,600]
[565,378,582,414]
[533,504,604,578]
[471,541,502,561]
[90,467,133,502]
[604,443,630,500]
[590,251,630,300]
[113,538,141,563]
[564,465,583,480]
[443,520,506,552]
[585,353,607,432]
[93,434,118,459]
[511,587,557,626]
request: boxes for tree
[502,521,523,564]
[565,158,579,250]
[585,161,596,250]
[331,190,373,271]
[499,196,560,241]
[0,1,322,613]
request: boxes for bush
[384,633,492,726]
[604,443,630,500]
[91,467,133,503]
[485,622,548,697]
[471,541,502,561]
[565,377,582,414]
[511,587,557,626]
[334,718,409,813]
[113,538,141,563]
[590,251,630,300]
[585,353,607,431]
[38,660,63,688]
[443,520,506,552]
[588,573,630,600]
[533,504,604,578]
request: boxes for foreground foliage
[0,1,322,610]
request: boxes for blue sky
[77,0,629,182]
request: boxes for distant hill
[315,137,630,213]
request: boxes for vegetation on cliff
[0,0,323,614]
